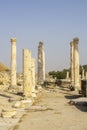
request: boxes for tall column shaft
[43,47,45,81]
[38,42,45,84]
[11,38,17,86]
[85,71,87,80]
[73,38,80,90]
[82,67,85,79]
[70,42,74,86]
[23,49,32,97]
[70,38,80,90]
[66,71,69,79]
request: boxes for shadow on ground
[65,95,87,112]
[75,103,87,112]
[65,95,82,99]
[0,93,12,98]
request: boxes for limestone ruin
[82,67,85,79]
[10,38,17,87]
[31,58,36,95]
[70,37,80,91]
[38,42,45,85]
[23,49,32,97]
[0,37,87,130]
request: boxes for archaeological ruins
[0,37,87,130]
[10,38,17,88]
[38,42,45,85]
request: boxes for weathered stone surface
[70,41,75,87]
[31,58,35,94]
[13,101,25,108]
[70,38,80,90]
[38,42,45,85]
[66,71,69,79]
[1,109,17,118]
[13,99,33,108]
[25,105,53,112]
[10,38,17,87]
[23,49,32,97]
[82,67,85,79]
[17,73,23,86]
[0,71,10,85]
[73,38,80,90]
[85,72,87,79]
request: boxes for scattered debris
[1,109,17,118]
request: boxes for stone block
[1,109,17,118]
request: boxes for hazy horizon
[0,0,87,73]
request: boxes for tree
[49,69,70,79]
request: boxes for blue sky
[0,0,87,72]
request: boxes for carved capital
[73,37,79,44]
[11,38,16,43]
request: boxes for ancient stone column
[82,67,85,79]
[66,71,69,79]
[23,49,32,97]
[38,42,45,85]
[85,71,87,80]
[70,41,74,87]
[73,37,80,90]
[31,58,35,93]
[10,38,17,87]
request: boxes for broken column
[23,49,32,97]
[10,38,17,87]
[38,42,45,85]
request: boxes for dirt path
[13,86,87,130]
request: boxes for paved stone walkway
[13,86,87,130]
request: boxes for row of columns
[10,38,45,97]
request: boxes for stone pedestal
[10,38,17,87]
[23,49,32,97]
[38,42,45,85]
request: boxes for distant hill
[0,62,9,71]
